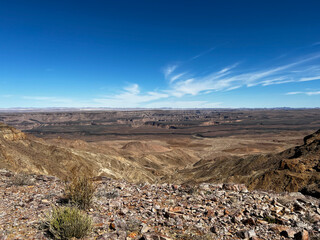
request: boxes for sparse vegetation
[12,173,33,186]
[263,216,280,224]
[96,188,119,199]
[181,184,199,195]
[126,218,142,233]
[45,206,92,240]
[65,175,96,210]
[173,232,214,240]
[205,190,212,195]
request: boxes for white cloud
[124,83,140,94]
[298,76,320,82]
[286,91,320,96]
[145,100,222,108]
[165,53,320,97]
[261,77,294,86]
[163,64,178,78]
[217,62,240,74]
[1,95,13,98]
[170,72,186,83]
[9,51,320,109]
[286,92,302,95]
[226,85,241,91]
[306,91,320,95]
[190,47,216,60]
[22,96,72,103]
[93,84,169,108]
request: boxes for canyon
[0,109,319,239]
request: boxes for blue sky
[1,0,320,108]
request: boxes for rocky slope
[0,123,197,182]
[0,169,319,239]
[174,129,320,198]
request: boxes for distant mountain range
[0,107,319,113]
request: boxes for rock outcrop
[0,123,26,141]
[304,129,320,145]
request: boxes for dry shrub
[126,217,142,233]
[174,233,214,240]
[12,173,33,186]
[96,187,119,199]
[45,206,92,240]
[65,175,96,210]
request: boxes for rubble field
[0,170,319,240]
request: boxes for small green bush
[263,216,280,224]
[174,233,214,240]
[46,206,92,240]
[65,175,96,210]
[126,218,142,232]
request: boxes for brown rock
[242,218,256,226]
[109,222,116,230]
[205,209,215,218]
[169,206,183,213]
[270,225,289,234]
[236,229,256,239]
[294,230,309,240]
[280,228,297,238]
[250,237,264,240]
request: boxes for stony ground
[0,169,319,240]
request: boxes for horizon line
[0,107,319,113]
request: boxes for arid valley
[0,109,320,239]
[1,109,320,186]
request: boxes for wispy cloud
[163,64,178,78]
[286,91,320,96]
[190,47,216,60]
[166,53,320,97]
[217,62,240,74]
[1,95,13,98]
[299,76,320,82]
[10,49,320,108]
[163,47,217,81]
[93,84,169,108]
[170,72,187,83]
[124,83,140,94]
[286,92,302,95]
[22,96,73,103]
[145,100,222,108]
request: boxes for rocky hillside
[174,129,320,198]
[0,122,102,178]
[0,123,197,182]
[0,169,319,239]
